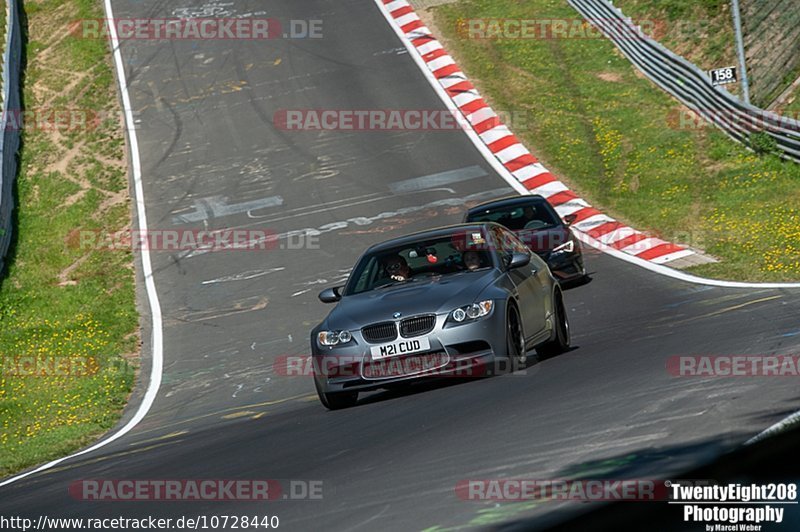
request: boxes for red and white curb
[377,0,695,266]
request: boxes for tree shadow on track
[355,341,582,408]
[495,403,800,531]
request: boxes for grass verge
[425,0,800,281]
[613,0,735,73]
[0,0,137,477]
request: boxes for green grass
[783,87,800,116]
[431,0,800,281]
[0,0,137,476]
[614,1,732,62]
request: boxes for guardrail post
[731,0,751,104]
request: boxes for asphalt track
[3,0,800,530]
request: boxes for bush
[749,131,778,155]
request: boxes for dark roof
[465,194,549,217]
[364,223,497,254]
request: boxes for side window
[491,226,513,265]
[352,256,379,293]
[501,228,530,254]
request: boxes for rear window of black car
[467,201,559,231]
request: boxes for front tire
[314,376,358,410]
[503,302,526,374]
[537,290,570,358]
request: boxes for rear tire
[537,290,570,358]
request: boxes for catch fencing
[0,0,21,274]
[569,0,800,162]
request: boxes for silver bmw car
[310,223,570,409]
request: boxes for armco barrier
[569,0,800,163]
[0,0,21,275]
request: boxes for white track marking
[746,411,800,445]
[0,0,165,487]
[389,165,487,193]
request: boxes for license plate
[370,337,431,360]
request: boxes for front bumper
[312,310,507,394]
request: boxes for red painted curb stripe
[585,221,624,239]
[445,81,476,97]
[522,173,556,190]
[459,98,489,115]
[401,19,425,33]
[570,207,603,224]
[504,154,538,172]
[545,190,580,206]
[637,243,684,260]
[422,47,448,63]
[472,116,502,134]
[487,135,520,154]
[411,35,436,47]
[389,5,414,18]
[433,63,461,79]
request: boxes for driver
[384,255,412,282]
[463,250,482,271]
[522,205,537,223]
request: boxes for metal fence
[568,0,800,162]
[0,0,21,274]
[740,0,800,108]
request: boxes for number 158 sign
[709,66,738,86]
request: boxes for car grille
[361,322,397,343]
[400,315,436,338]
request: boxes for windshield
[344,233,493,295]
[467,201,560,231]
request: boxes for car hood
[514,226,571,255]
[324,270,499,329]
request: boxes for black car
[464,195,586,284]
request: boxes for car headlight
[449,300,493,324]
[552,240,574,254]
[318,330,353,347]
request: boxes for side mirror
[508,251,531,270]
[563,214,577,226]
[318,286,343,303]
